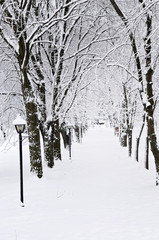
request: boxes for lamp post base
[20,202,25,207]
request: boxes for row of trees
[105,0,159,185]
[1,0,159,185]
[0,0,111,177]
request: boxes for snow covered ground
[0,126,159,240]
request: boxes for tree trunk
[144,10,159,183]
[74,125,81,143]
[147,116,159,184]
[136,137,139,162]
[148,119,159,184]
[21,56,43,178]
[60,127,68,148]
[41,123,54,168]
[31,52,55,168]
[54,119,62,160]
[145,136,149,170]
[135,114,146,162]
[23,92,43,178]
[128,129,132,157]
[15,20,43,177]
[120,128,127,147]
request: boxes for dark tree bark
[53,119,62,161]
[122,84,134,156]
[74,125,81,143]
[22,70,43,178]
[135,114,146,162]
[145,131,149,170]
[128,129,132,157]
[41,122,54,168]
[120,131,127,147]
[60,126,69,148]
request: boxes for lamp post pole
[19,131,24,206]
[13,114,26,207]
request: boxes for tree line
[1,0,159,185]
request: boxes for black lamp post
[13,115,26,207]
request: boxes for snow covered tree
[0,0,111,176]
[0,0,90,177]
[109,0,159,185]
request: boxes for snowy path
[0,127,159,240]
